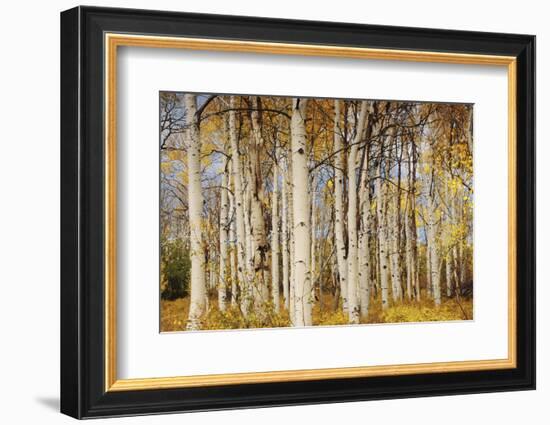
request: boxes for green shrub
[161,239,191,300]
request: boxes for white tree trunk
[228,178,238,307]
[243,171,255,307]
[184,94,206,330]
[228,97,250,314]
[390,190,403,302]
[458,232,465,294]
[376,151,390,310]
[426,239,433,298]
[426,169,441,306]
[218,158,229,311]
[333,100,349,313]
[249,97,269,307]
[288,164,296,324]
[443,182,454,298]
[445,251,452,297]
[453,244,460,295]
[358,154,371,319]
[347,101,369,323]
[281,162,290,310]
[466,107,474,154]
[291,98,311,327]
[310,172,317,317]
[404,203,412,300]
[404,196,418,301]
[453,193,463,296]
[405,140,420,301]
[271,149,280,312]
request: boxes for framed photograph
[60,6,535,419]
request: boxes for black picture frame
[61,5,535,419]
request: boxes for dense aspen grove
[160,92,473,332]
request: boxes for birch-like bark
[426,239,433,298]
[404,195,418,301]
[228,178,238,307]
[310,172,317,311]
[376,140,390,310]
[347,101,369,324]
[445,251,453,297]
[444,183,453,298]
[426,166,442,306]
[243,172,255,304]
[228,97,249,314]
[249,97,270,307]
[466,107,474,154]
[271,147,280,311]
[218,156,229,311]
[457,194,465,295]
[453,244,460,295]
[451,191,460,297]
[458,236,464,295]
[288,163,296,323]
[291,98,310,327]
[404,205,412,300]
[372,215,380,298]
[358,147,371,319]
[390,191,403,302]
[281,159,290,310]
[391,137,404,301]
[405,141,420,301]
[333,100,348,313]
[184,94,206,330]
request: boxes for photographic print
[160,93,473,332]
[61,9,535,417]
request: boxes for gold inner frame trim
[104,33,517,392]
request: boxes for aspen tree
[281,157,290,310]
[228,177,238,306]
[376,137,390,310]
[426,152,442,306]
[184,94,206,330]
[271,144,281,311]
[218,154,229,311]
[291,98,310,326]
[346,101,369,323]
[333,100,348,313]
[358,146,371,319]
[249,97,270,307]
[228,97,249,314]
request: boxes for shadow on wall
[35,396,59,412]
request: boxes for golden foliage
[160,295,473,332]
[379,298,472,323]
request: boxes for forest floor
[160,294,473,332]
